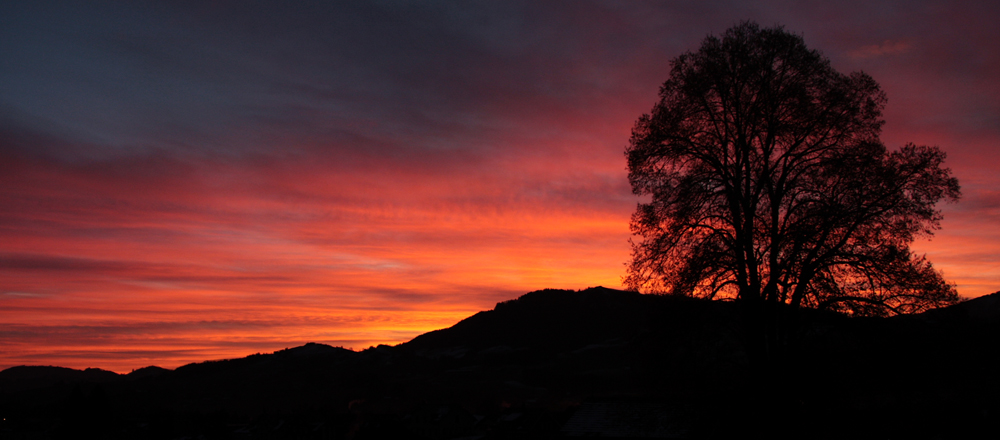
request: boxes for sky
[2,0,998,373]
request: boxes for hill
[1,287,998,438]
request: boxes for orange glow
[0,152,632,372]
[2,132,996,372]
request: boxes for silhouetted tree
[624,22,961,319]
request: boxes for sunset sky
[2,1,998,373]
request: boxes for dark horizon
[3,286,998,438]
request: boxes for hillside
[1,287,998,439]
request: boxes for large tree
[625,22,961,317]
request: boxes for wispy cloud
[848,40,912,59]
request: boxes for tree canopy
[624,22,961,317]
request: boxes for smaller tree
[624,22,961,318]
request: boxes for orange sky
[1,1,998,373]
[1,148,635,371]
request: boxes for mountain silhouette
[2,287,998,438]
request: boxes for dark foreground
[2,287,999,439]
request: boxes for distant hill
[2,287,998,439]
[404,287,740,360]
[0,365,120,393]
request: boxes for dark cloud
[0,253,140,272]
